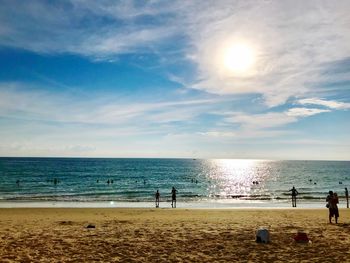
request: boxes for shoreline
[0,199,343,209]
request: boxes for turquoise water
[0,158,349,207]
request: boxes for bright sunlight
[223,43,255,74]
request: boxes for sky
[0,0,349,160]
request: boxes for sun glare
[223,43,255,74]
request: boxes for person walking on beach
[345,187,349,208]
[171,187,177,208]
[326,191,339,224]
[289,186,298,207]
[155,190,160,208]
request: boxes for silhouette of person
[326,191,339,224]
[333,192,339,223]
[345,187,349,208]
[289,186,298,207]
[171,187,177,208]
[16,180,20,186]
[326,190,332,209]
[155,190,160,208]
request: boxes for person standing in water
[155,190,160,208]
[345,187,349,208]
[289,186,299,207]
[171,187,177,208]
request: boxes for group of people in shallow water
[290,186,350,224]
[155,187,177,208]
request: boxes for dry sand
[1,208,350,262]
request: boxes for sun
[223,43,255,74]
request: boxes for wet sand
[1,208,350,262]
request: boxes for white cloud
[186,1,350,106]
[225,112,297,130]
[0,82,220,126]
[220,106,331,136]
[298,98,350,110]
[198,129,291,139]
[1,1,350,159]
[286,107,330,117]
[199,131,236,138]
[0,1,183,57]
[1,1,349,107]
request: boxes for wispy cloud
[198,129,290,139]
[0,1,349,158]
[0,0,184,59]
[213,105,331,139]
[0,82,222,126]
[286,107,331,117]
[1,1,349,107]
[224,112,297,130]
[186,1,350,106]
[298,98,350,110]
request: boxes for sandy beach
[1,208,350,262]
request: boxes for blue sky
[0,0,349,160]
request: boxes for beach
[1,208,350,262]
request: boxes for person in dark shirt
[289,186,299,207]
[345,187,349,208]
[155,190,160,208]
[171,187,177,208]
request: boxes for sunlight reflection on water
[206,159,274,199]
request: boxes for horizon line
[0,156,349,162]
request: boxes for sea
[0,157,349,208]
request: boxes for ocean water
[0,158,349,208]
